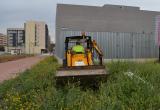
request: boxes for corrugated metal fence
[56,31,158,59]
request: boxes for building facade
[0,33,7,46]
[56,4,160,59]
[25,21,49,54]
[7,28,25,54]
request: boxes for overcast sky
[0,0,160,42]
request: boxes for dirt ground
[0,56,46,83]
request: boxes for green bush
[0,58,160,110]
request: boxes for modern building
[56,4,160,59]
[0,33,7,46]
[7,28,25,54]
[25,21,49,54]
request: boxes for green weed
[0,57,159,110]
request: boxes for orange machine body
[67,49,93,67]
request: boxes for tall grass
[0,57,159,110]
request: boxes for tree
[48,43,55,53]
[0,46,5,51]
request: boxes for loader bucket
[55,65,108,89]
[55,65,108,78]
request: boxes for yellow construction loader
[56,33,107,78]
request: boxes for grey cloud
[0,0,56,41]
[1,0,160,42]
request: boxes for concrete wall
[56,4,160,34]
[56,4,160,59]
[25,21,48,54]
[36,23,46,50]
[25,21,36,54]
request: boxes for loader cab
[65,35,92,52]
[63,35,93,67]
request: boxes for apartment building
[25,21,49,54]
[0,33,7,46]
[7,28,25,54]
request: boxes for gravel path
[0,56,45,83]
